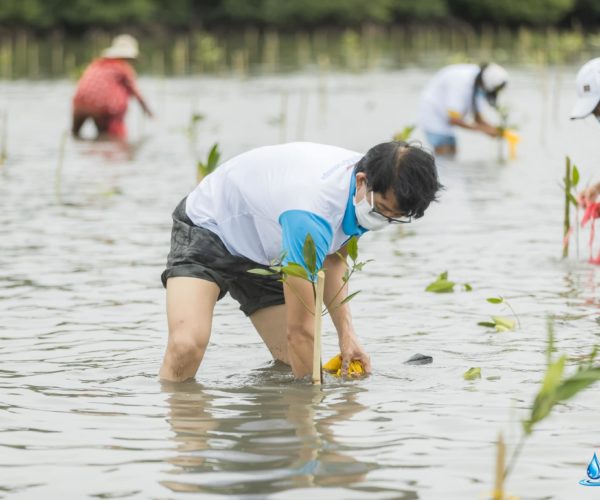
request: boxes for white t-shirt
[185,142,366,269]
[419,64,481,136]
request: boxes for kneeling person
[159,141,441,382]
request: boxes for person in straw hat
[570,58,600,207]
[72,34,153,140]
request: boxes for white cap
[481,63,508,92]
[570,58,600,119]
[101,34,139,59]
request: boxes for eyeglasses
[368,191,412,224]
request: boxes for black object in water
[404,353,433,365]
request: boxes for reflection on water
[0,68,599,499]
[160,379,384,496]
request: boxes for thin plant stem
[282,277,316,316]
[504,300,521,329]
[503,432,527,481]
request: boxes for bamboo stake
[55,130,68,203]
[563,156,571,258]
[312,270,325,385]
[492,432,506,500]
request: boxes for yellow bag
[323,354,365,377]
[502,129,521,160]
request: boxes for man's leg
[249,305,290,365]
[71,112,87,138]
[159,277,221,382]
[434,143,456,156]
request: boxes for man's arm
[449,111,498,137]
[322,247,371,374]
[283,276,318,378]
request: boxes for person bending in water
[570,58,600,208]
[418,63,509,156]
[159,141,442,382]
[71,34,153,141]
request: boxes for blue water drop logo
[580,452,600,486]
[588,453,600,480]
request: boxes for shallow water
[1,68,599,499]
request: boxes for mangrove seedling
[478,296,520,332]
[494,319,600,497]
[425,271,472,293]
[197,143,220,182]
[561,156,580,258]
[393,125,415,142]
[248,234,371,383]
[248,234,370,315]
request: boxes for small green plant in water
[248,234,371,315]
[478,296,520,332]
[197,143,220,182]
[393,125,415,142]
[493,319,600,498]
[562,156,580,258]
[464,367,481,380]
[425,271,472,293]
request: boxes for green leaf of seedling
[302,234,317,275]
[425,276,455,293]
[207,143,221,170]
[572,165,580,187]
[247,268,276,276]
[492,316,516,331]
[568,192,578,207]
[478,321,497,328]
[191,112,205,123]
[269,266,283,273]
[342,269,351,282]
[464,367,481,380]
[486,297,504,304]
[339,290,361,305]
[440,271,448,280]
[554,367,600,402]
[282,263,309,281]
[347,236,358,262]
[393,125,416,142]
[463,283,473,291]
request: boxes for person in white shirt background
[570,57,600,207]
[418,62,509,156]
[158,141,442,382]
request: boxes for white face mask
[354,189,389,231]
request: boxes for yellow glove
[502,129,520,160]
[323,354,365,377]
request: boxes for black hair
[354,141,443,219]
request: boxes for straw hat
[102,34,139,59]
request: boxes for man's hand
[339,333,372,376]
[578,182,600,208]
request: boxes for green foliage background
[0,0,595,30]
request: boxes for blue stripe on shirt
[279,210,333,280]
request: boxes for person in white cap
[571,58,600,207]
[418,63,509,155]
[72,34,153,140]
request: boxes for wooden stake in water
[492,432,506,500]
[55,130,68,203]
[563,156,571,258]
[0,109,7,165]
[312,270,325,385]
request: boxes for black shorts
[161,198,285,316]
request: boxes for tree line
[0,0,598,31]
